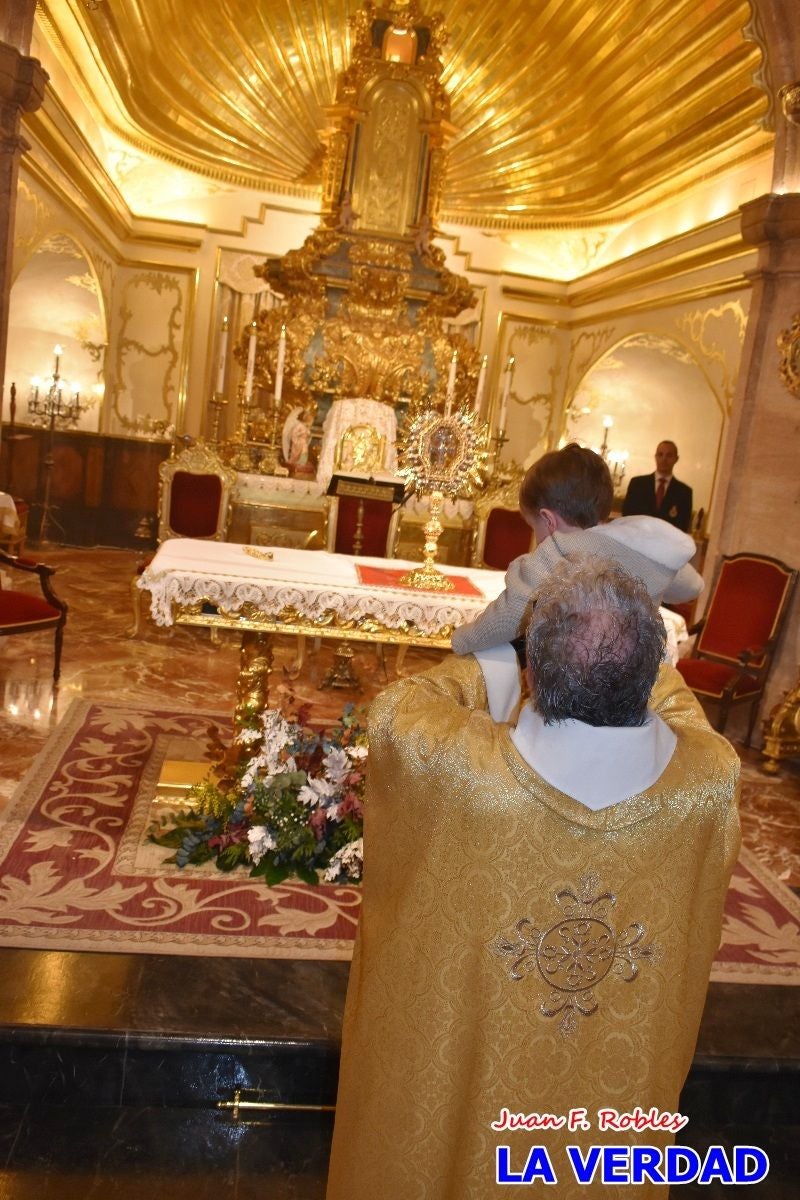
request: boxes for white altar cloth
[139,539,685,662]
[139,539,506,638]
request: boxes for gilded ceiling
[38,0,771,226]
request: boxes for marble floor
[0,545,799,1197]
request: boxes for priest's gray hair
[525,554,666,728]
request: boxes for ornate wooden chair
[0,549,68,681]
[129,441,237,636]
[470,465,532,569]
[676,551,798,744]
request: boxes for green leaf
[187,845,215,866]
[294,863,320,886]
[149,828,193,849]
[216,844,249,871]
[263,861,291,886]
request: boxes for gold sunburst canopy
[54,0,769,225]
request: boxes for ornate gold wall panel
[110,272,188,437]
[676,301,748,413]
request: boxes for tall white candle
[245,320,257,400]
[275,324,287,403]
[473,354,487,412]
[215,316,229,394]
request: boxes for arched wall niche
[563,332,726,526]
[6,233,107,432]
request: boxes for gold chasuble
[326,658,740,1200]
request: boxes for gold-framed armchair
[325,494,401,559]
[677,551,798,744]
[129,441,237,636]
[156,441,237,543]
[323,423,400,558]
[470,465,532,570]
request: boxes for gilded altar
[215,2,488,487]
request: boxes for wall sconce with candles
[27,345,86,429]
[26,345,88,544]
[597,415,629,490]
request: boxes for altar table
[139,538,505,647]
[138,540,686,722]
[138,539,506,721]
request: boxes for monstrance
[399,409,488,590]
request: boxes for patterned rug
[0,698,798,978]
[0,700,359,959]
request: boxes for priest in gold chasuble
[326,558,740,1200]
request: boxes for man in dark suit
[622,440,693,531]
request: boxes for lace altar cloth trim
[355,564,483,598]
[138,540,504,634]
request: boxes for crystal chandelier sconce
[597,415,629,489]
[28,345,86,428]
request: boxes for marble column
[707,191,800,736]
[706,0,800,742]
[0,32,47,418]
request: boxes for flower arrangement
[149,702,366,886]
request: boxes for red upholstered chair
[129,442,237,636]
[677,552,798,744]
[472,505,535,570]
[0,549,68,681]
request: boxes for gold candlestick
[208,392,227,445]
[399,490,454,591]
[228,386,254,472]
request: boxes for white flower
[247,825,276,865]
[297,776,337,808]
[348,744,368,760]
[297,784,318,807]
[255,710,298,776]
[323,747,350,785]
[237,727,262,745]
[323,837,363,883]
[310,775,337,804]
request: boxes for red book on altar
[356,563,484,597]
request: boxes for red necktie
[655,478,667,509]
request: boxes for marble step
[0,949,347,1110]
